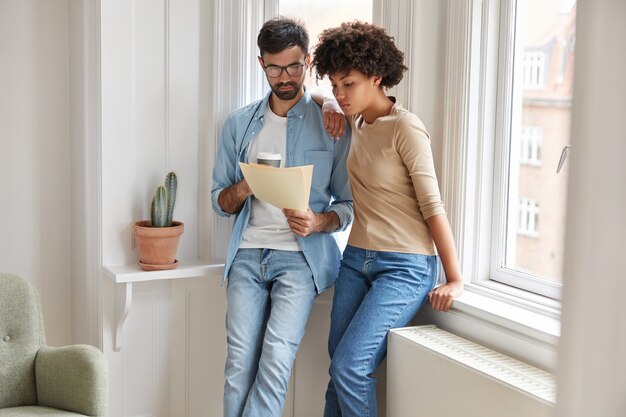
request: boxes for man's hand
[217,179,253,214]
[283,208,340,237]
[322,98,346,140]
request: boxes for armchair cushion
[36,346,107,416]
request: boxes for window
[489,0,576,297]
[517,197,539,237]
[522,51,545,88]
[520,126,542,165]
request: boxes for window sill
[451,283,560,344]
[417,283,560,371]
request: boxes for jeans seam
[358,359,371,417]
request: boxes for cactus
[150,171,177,227]
[151,185,168,227]
[164,171,177,227]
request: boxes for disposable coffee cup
[257,152,281,167]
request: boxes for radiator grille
[403,325,556,403]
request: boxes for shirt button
[3,335,10,342]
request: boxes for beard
[270,81,301,101]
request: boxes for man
[211,18,353,417]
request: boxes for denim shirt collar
[252,89,311,121]
[287,88,311,119]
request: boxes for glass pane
[505,0,576,284]
[278,0,373,250]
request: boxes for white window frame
[489,0,562,300]
[435,0,561,370]
[439,0,561,301]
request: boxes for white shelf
[103,259,225,351]
[103,259,224,283]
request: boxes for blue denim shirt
[212,91,353,293]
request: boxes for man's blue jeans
[323,245,438,417]
[224,248,316,417]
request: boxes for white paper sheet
[239,162,313,211]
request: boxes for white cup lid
[257,152,281,160]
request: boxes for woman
[312,21,464,417]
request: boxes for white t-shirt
[239,105,301,251]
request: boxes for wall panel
[101,0,204,415]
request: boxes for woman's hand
[424,214,464,312]
[428,281,464,312]
[311,86,346,140]
[323,110,346,140]
[322,97,346,140]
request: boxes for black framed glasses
[262,62,306,78]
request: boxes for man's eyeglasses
[262,63,305,78]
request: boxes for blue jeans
[224,248,316,417]
[323,245,438,417]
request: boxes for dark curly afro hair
[312,21,407,89]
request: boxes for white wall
[405,0,447,166]
[0,0,72,347]
[556,1,626,416]
[99,1,221,416]
[100,0,201,268]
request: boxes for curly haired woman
[312,21,464,417]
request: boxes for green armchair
[0,273,107,416]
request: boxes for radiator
[387,325,556,417]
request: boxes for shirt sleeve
[394,113,446,220]
[211,115,239,218]
[325,123,354,231]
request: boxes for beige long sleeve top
[347,102,445,255]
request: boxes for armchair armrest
[35,345,107,416]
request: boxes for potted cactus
[133,172,184,271]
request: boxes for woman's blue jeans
[323,245,438,417]
[224,249,316,417]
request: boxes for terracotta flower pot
[133,220,184,271]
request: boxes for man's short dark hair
[257,17,309,57]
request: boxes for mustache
[274,82,298,88]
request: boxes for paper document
[239,162,313,211]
